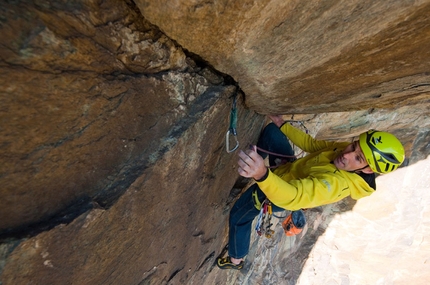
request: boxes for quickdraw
[225,94,239,153]
[255,199,274,238]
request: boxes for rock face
[0,0,429,284]
[136,0,430,113]
[0,1,263,284]
[0,0,257,233]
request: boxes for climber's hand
[238,147,267,180]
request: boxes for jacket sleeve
[280,123,336,153]
[257,169,350,210]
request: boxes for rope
[253,119,310,166]
[255,146,304,159]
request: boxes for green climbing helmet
[359,130,405,174]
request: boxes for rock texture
[0,1,263,283]
[0,0,254,233]
[0,0,429,285]
[136,0,430,114]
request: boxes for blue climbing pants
[228,123,295,259]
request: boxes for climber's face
[334,141,373,173]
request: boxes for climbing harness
[252,189,262,210]
[225,94,239,153]
[255,199,274,238]
[255,202,307,238]
[253,187,307,239]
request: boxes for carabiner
[226,129,239,153]
[225,94,239,153]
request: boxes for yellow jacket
[257,123,375,210]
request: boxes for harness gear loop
[252,189,262,210]
[255,198,274,238]
[226,94,239,153]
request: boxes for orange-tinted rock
[136,0,430,114]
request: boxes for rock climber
[217,115,405,270]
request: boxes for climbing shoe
[216,256,244,270]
